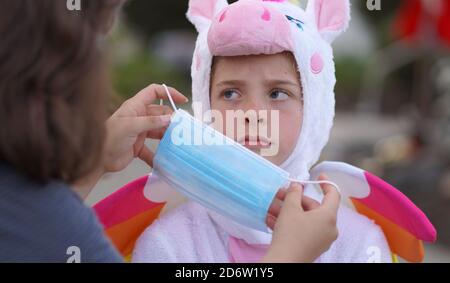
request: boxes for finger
[134,84,188,107]
[129,115,172,134]
[284,182,304,212]
[318,174,341,214]
[266,214,277,230]
[162,85,189,103]
[268,197,283,218]
[133,133,146,158]
[138,145,155,168]
[147,126,168,140]
[146,105,173,116]
[302,196,320,211]
[275,188,287,201]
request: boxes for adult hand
[103,84,188,173]
[262,175,341,263]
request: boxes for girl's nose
[242,95,269,124]
[243,94,269,112]
[245,116,264,124]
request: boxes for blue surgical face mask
[152,85,339,232]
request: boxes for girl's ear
[306,0,351,43]
[187,0,229,33]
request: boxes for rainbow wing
[310,161,437,263]
[93,175,166,262]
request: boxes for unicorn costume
[131,0,436,263]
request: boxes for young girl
[132,0,392,263]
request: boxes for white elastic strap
[162,84,178,112]
[288,178,341,195]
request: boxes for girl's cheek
[280,114,302,149]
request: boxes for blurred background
[86,0,450,262]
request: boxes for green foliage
[111,51,188,99]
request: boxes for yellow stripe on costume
[392,254,399,263]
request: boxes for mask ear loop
[161,84,179,112]
[287,178,341,195]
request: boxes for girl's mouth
[238,135,272,150]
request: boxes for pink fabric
[93,176,162,228]
[228,236,269,263]
[219,10,227,22]
[311,52,324,74]
[261,8,271,21]
[207,0,293,56]
[314,0,349,32]
[359,172,437,242]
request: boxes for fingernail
[292,182,302,188]
[184,97,189,103]
[161,115,172,124]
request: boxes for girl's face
[210,52,303,166]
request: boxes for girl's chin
[257,153,284,167]
[239,142,285,166]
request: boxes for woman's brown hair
[0,0,122,184]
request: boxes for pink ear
[308,0,350,43]
[187,0,228,32]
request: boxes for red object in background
[394,0,450,47]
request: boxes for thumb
[318,174,341,214]
[284,182,304,212]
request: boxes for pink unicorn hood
[187,0,351,181]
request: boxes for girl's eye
[223,90,241,101]
[270,90,290,101]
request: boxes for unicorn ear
[306,0,351,43]
[187,0,229,33]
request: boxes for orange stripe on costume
[352,199,425,263]
[104,204,165,257]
